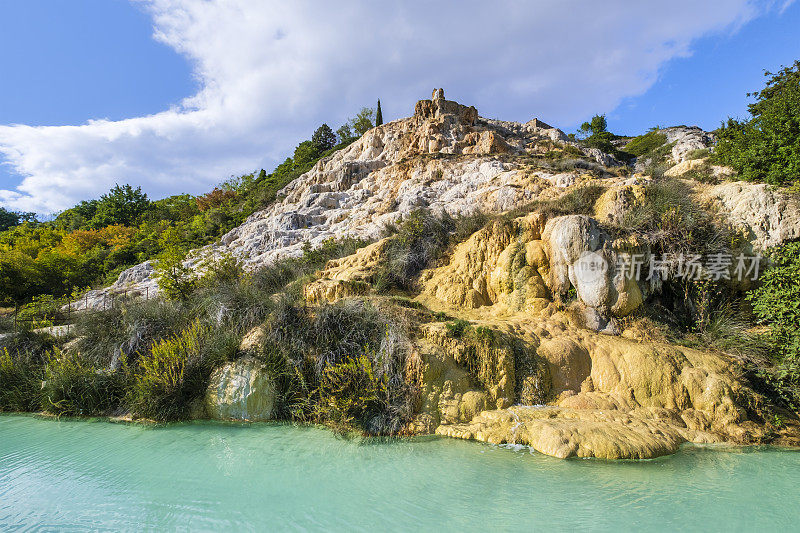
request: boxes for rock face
[662,126,715,163]
[205,358,276,422]
[418,212,645,327]
[705,181,800,251]
[429,313,773,459]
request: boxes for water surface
[1,415,798,531]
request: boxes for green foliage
[314,352,388,433]
[42,350,128,417]
[336,123,354,143]
[198,253,245,288]
[620,179,733,256]
[575,114,634,164]
[258,298,413,434]
[445,319,471,338]
[747,242,800,406]
[713,60,800,185]
[293,141,321,168]
[0,348,43,412]
[311,124,337,152]
[517,184,606,219]
[578,114,608,137]
[90,184,151,228]
[0,207,36,232]
[154,228,197,301]
[376,210,457,292]
[624,129,669,159]
[350,107,376,136]
[127,321,238,421]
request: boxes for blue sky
[610,0,800,134]
[0,0,797,214]
[0,0,194,127]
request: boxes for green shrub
[314,352,389,434]
[41,350,128,417]
[73,298,190,367]
[154,228,197,301]
[517,184,606,219]
[747,242,800,406]
[376,210,455,292]
[446,319,471,338]
[0,329,57,359]
[0,311,12,333]
[0,348,43,412]
[255,342,315,421]
[620,178,733,255]
[258,298,413,434]
[685,148,711,161]
[713,60,800,186]
[127,321,238,421]
[624,130,668,158]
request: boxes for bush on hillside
[747,241,800,407]
[713,60,800,186]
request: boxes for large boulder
[205,358,276,422]
[542,215,643,318]
[706,181,800,251]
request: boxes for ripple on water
[1,415,799,531]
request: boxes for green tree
[153,228,196,301]
[376,99,383,127]
[0,251,40,305]
[90,184,151,228]
[336,123,354,143]
[578,114,608,139]
[575,114,633,164]
[293,141,321,168]
[311,124,337,152]
[350,107,375,136]
[713,60,800,185]
[0,208,20,232]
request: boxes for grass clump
[314,352,390,434]
[127,320,238,421]
[445,319,471,338]
[41,350,128,417]
[0,348,43,412]
[375,210,486,293]
[255,298,415,435]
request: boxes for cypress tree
[376,99,383,127]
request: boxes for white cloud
[0,0,781,213]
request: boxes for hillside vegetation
[0,109,376,306]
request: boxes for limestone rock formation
[205,358,276,422]
[705,181,800,251]
[662,126,715,163]
[79,92,577,308]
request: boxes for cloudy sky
[1,0,798,214]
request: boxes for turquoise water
[1,415,799,532]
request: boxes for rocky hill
[73,89,800,458]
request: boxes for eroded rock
[205,358,276,422]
